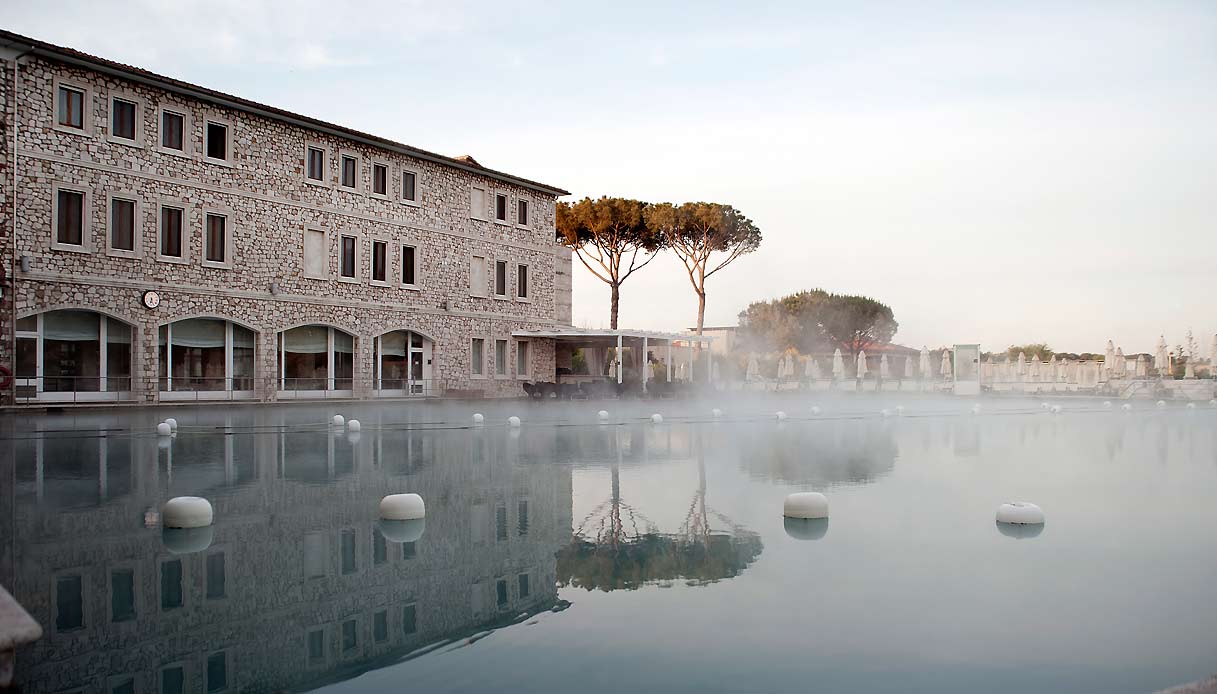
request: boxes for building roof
[0,29,570,197]
[513,328,713,346]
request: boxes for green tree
[556,197,663,329]
[738,290,896,358]
[1006,343,1054,361]
[816,293,898,359]
[647,202,761,335]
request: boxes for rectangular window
[304,228,327,278]
[58,85,85,128]
[402,171,417,202]
[341,236,357,278]
[56,574,84,630]
[401,541,416,559]
[494,260,507,297]
[373,610,388,642]
[111,569,136,622]
[340,530,357,574]
[495,503,508,541]
[372,163,388,195]
[206,652,227,693]
[206,552,226,599]
[470,186,486,219]
[162,666,185,694]
[495,340,507,377]
[161,110,185,150]
[308,629,325,662]
[342,619,357,652]
[401,245,417,286]
[496,578,509,607]
[161,559,183,610]
[112,676,136,694]
[205,213,227,263]
[372,529,386,565]
[470,256,486,296]
[518,499,529,536]
[402,604,417,635]
[495,193,508,222]
[56,189,85,246]
[161,206,183,258]
[205,121,228,161]
[517,265,528,299]
[518,573,530,599]
[372,240,387,282]
[307,146,326,181]
[517,341,529,377]
[340,155,357,188]
[471,338,485,376]
[517,199,529,226]
[112,98,137,140]
[110,198,136,251]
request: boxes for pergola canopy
[511,328,713,348]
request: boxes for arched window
[374,330,433,396]
[158,318,256,398]
[278,325,355,396]
[14,310,133,401]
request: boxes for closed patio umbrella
[919,346,931,379]
[832,349,845,379]
[856,350,869,379]
[880,354,890,379]
[940,350,952,378]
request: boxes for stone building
[0,29,573,406]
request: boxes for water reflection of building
[3,412,572,693]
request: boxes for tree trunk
[610,283,620,330]
[695,291,706,335]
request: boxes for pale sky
[8,1,1216,354]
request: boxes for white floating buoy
[347,419,361,432]
[157,422,172,436]
[1156,400,1166,409]
[162,496,214,529]
[995,502,1045,525]
[1040,402,1050,411]
[1121,403,1132,412]
[783,492,829,519]
[597,410,609,422]
[508,416,521,428]
[332,414,345,427]
[1210,399,1217,408]
[810,406,822,416]
[711,408,723,418]
[165,417,178,431]
[895,405,905,416]
[1103,401,1112,409]
[650,413,663,424]
[775,411,787,421]
[1050,405,1062,414]
[880,409,892,418]
[380,493,425,520]
[1186,402,1196,410]
[472,413,485,425]
[971,404,982,415]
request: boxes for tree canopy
[1006,343,1054,360]
[738,289,897,356]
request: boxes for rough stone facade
[0,44,570,406]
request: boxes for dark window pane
[518,500,529,536]
[373,165,387,194]
[206,122,227,160]
[401,541,416,559]
[402,246,416,285]
[206,215,226,262]
[57,190,84,245]
[495,504,507,541]
[161,559,183,610]
[162,666,184,694]
[495,195,506,220]
[342,619,357,651]
[341,157,356,187]
[161,207,182,257]
[16,337,36,378]
[495,261,506,296]
[518,265,528,298]
[518,573,530,598]
[307,147,325,180]
[162,111,184,150]
[112,99,136,140]
[496,579,508,607]
[373,610,388,642]
[372,529,386,565]
[56,574,84,629]
[340,530,356,574]
[402,604,416,634]
[308,629,325,661]
[402,171,416,201]
[341,237,356,278]
[111,569,136,621]
[206,652,227,692]
[517,199,528,225]
[206,552,226,599]
[372,241,386,281]
[111,198,135,250]
[112,676,135,694]
[58,86,84,128]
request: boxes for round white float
[775,411,787,421]
[810,406,822,416]
[971,404,982,415]
[162,526,215,554]
[995,502,1044,525]
[880,409,892,418]
[1050,405,1062,414]
[1186,402,1196,410]
[895,406,905,416]
[378,518,426,543]
[598,410,609,422]
[508,416,521,428]
[165,417,178,431]
[472,413,485,425]
[783,492,829,519]
[784,517,829,541]
[1121,403,1133,412]
[157,436,173,450]
[1210,399,1217,408]
[161,496,214,529]
[157,422,172,436]
[379,493,425,520]
[1103,401,1113,409]
[712,408,723,418]
[332,414,345,427]
[651,413,663,424]
[347,419,361,432]
[1157,400,1166,409]
[347,430,362,445]
[1040,402,1050,411]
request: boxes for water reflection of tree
[558,432,763,591]
[733,419,898,486]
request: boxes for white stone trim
[338,149,362,191]
[156,102,193,158]
[469,254,489,297]
[304,141,330,187]
[50,181,94,253]
[156,198,192,264]
[470,184,488,221]
[202,114,236,168]
[105,90,144,147]
[493,337,510,379]
[52,76,93,136]
[201,207,236,269]
[105,191,142,258]
[515,338,531,379]
[302,226,332,280]
[470,335,488,378]
[369,160,391,199]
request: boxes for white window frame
[516,340,530,379]
[106,91,144,147]
[202,115,235,167]
[201,208,235,269]
[493,191,510,225]
[469,254,488,297]
[157,199,191,264]
[370,160,391,199]
[338,150,361,191]
[516,197,530,229]
[399,242,420,290]
[470,337,487,378]
[302,226,331,280]
[52,77,92,136]
[105,191,142,259]
[156,103,192,157]
[400,168,421,206]
[494,338,509,379]
[369,237,391,286]
[50,182,93,253]
[304,141,330,187]
[493,259,508,299]
[470,185,488,221]
[338,233,360,283]
[515,263,530,301]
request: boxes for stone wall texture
[1,53,570,405]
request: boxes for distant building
[0,30,572,406]
[687,325,738,356]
